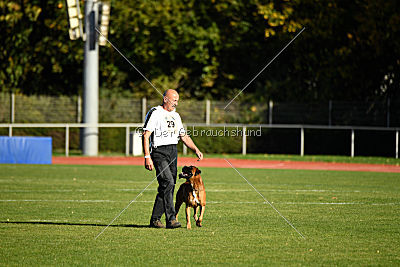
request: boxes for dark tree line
[1,0,399,103]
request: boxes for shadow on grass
[0,221,149,228]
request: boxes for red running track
[52,156,400,173]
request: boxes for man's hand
[145,157,154,171]
[195,149,203,161]
[181,134,204,161]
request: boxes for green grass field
[1,164,399,265]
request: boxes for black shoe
[166,219,181,229]
[150,219,165,228]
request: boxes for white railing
[0,123,399,158]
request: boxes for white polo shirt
[143,105,186,148]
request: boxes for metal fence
[0,123,398,158]
[1,93,399,158]
[1,92,399,126]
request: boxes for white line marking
[204,189,364,193]
[1,219,104,223]
[1,199,398,206]
[0,199,116,203]
[224,158,306,239]
[0,188,368,193]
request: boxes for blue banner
[0,136,52,164]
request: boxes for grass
[1,164,399,265]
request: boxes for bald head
[162,89,179,112]
[163,89,178,98]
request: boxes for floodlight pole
[82,0,99,156]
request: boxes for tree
[3,0,398,105]
[103,0,301,100]
[270,0,400,102]
[0,0,84,95]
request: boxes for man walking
[142,89,203,229]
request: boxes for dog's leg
[185,205,191,229]
[196,205,205,227]
[175,188,183,221]
[193,206,199,222]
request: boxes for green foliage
[104,0,301,99]
[0,0,83,95]
[99,127,125,153]
[272,0,400,102]
[1,0,399,103]
[184,126,243,154]
[1,0,300,99]
[8,127,125,154]
[12,128,70,150]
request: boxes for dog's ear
[195,168,201,175]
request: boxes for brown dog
[175,166,206,229]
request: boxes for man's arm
[142,130,154,171]
[181,134,203,161]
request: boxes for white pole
[10,92,15,123]
[351,129,355,157]
[396,131,398,159]
[142,97,147,123]
[77,95,82,123]
[206,99,210,125]
[183,124,188,155]
[82,0,99,156]
[183,142,187,155]
[242,126,247,155]
[125,126,129,156]
[387,98,390,127]
[269,100,273,125]
[300,127,304,156]
[65,125,69,157]
[8,125,12,137]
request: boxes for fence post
[10,91,15,123]
[300,127,304,156]
[183,142,187,155]
[268,100,273,124]
[8,125,12,137]
[125,126,130,156]
[65,125,69,157]
[328,100,332,126]
[351,129,355,157]
[182,124,188,155]
[242,126,247,155]
[396,131,398,159]
[77,95,82,123]
[142,97,147,123]
[206,99,210,125]
[387,98,390,127]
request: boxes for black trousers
[150,144,178,223]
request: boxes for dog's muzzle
[179,172,193,179]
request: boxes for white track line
[225,159,306,239]
[94,157,177,240]
[1,199,398,205]
[1,219,103,223]
[0,199,116,203]
[0,189,370,193]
